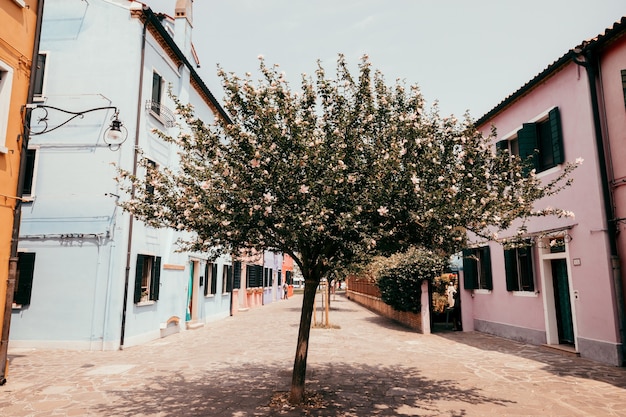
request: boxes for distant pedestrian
[283,283,288,300]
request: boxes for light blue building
[11,0,232,350]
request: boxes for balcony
[145,100,176,128]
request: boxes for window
[518,108,564,174]
[0,59,14,152]
[223,265,232,293]
[204,262,218,296]
[14,252,36,306]
[462,246,493,290]
[285,270,292,285]
[145,159,157,199]
[246,264,263,288]
[233,261,242,289]
[134,254,161,303]
[263,267,273,287]
[21,148,38,198]
[33,53,48,101]
[151,72,163,115]
[496,108,563,175]
[504,243,534,292]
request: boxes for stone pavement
[1,293,626,417]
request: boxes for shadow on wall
[91,361,514,416]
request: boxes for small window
[263,267,273,287]
[134,254,161,303]
[21,148,38,198]
[151,72,163,115]
[223,265,232,293]
[204,262,218,295]
[285,270,292,285]
[504,243,535,292]
[0,59,14,151]
[145,159,157,199]
[462,246,493,290]
[233,261,242,289]
[14,252,36,307]
[33,53,48,101]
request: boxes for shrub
[375,247,447,313]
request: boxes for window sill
[136,300,156,306]
[512,291,539,297]
[473,289,492,295]
[536,165,561,178]
[204,294,215,299]
[12,303,23,310]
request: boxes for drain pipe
[120,11,148,349]
[573,48,626,365]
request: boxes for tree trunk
[289,275,320,404]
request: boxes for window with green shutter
[134,254,161,303]
[462,246,493,290]
[516,107,564,174]
[504,242,535,292]
[14,252,36,306]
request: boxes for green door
[551,259,574,344]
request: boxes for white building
[11,0,232,350]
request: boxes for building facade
[10,0,232,351]
[0,0,42,384]
[465,17,626,366]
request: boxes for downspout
[120,10,148,349]
[0,0,45,385]
[573,48,626,365]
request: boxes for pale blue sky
[145,0,626,119]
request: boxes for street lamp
[24,104,128,150]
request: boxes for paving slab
[1,293,626,416]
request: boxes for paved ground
[1,293,626,417]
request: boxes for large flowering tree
[118,55,576,403]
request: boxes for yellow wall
[0,0,39,334]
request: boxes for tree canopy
[118,54,576,403]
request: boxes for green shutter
[622,69,626,108]
[462,249,478,290]
[503,248,517,291]
[134,255,144,303]
[211,264,218,294]
[517,123,538,175]
[482,246,493,290]
[233,261,241,289]
[15,252,36,305]
[549,107,564,165]
[227,265,233,292]
[203,263,209,296]
[150,256,161,301]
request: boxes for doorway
[551,259,575,345]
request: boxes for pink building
[466,17,626,366]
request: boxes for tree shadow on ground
[91,361,513,417]
[436,331,626,390]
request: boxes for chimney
[174,0,193,58]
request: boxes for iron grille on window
[145,100,176,128]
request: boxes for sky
[144,1,626,119]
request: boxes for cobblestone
[2,293,626,416]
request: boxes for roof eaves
[142,7,232,124]
[475,15,626,128]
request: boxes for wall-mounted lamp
[23,104,128,150]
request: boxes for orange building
[0,0,42,384]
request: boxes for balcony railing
[145,100,176,128]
